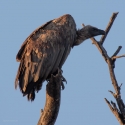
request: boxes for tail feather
[15,58,44,101]
[27,88,35,101]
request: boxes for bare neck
[74,28,91,46]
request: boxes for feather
[15,14,105,101]
[15,14,77,101]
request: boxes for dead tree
[85,12,125,125]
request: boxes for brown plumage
[15,14,105,101]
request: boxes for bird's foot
[48,68,67,90]
[61,75,67,83]
[61,74,67,90]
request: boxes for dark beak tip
[98,29,105,35]
[102,30,106,35]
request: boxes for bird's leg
[61,75,67,83]
[47,68,67,90]
[54,68,67,90]
[61,82,65,90]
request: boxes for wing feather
[59,44,71,68]
[15,30,65,100]
[51,47,65,73]
[16,20,52,62]
[15,14,77,101]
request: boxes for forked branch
[89,12,125,125]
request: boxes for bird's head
[82,25,105,37]
[74,25,105,46]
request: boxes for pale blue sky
[1,1,125,125]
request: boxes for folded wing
[15,14,77,101]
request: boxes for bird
[15,14,105,101]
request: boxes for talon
[60,69,63,73]
[60,74,67,90]
[61,82,65,90]
[61,75,67,84]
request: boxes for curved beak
[99,29,105,35]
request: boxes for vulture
[15,14,105,101]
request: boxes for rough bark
[37,69,62,125]
[83,12,125,125]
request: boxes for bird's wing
[16,20,52,62]
[15,21,65,101]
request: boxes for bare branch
[90,39,120,95]
[119,83,123,88]
[89,14,121,94]
[112,55,125,60]
[88,12,125,125]
[100,12,119,45]
[37,69,62,125]
[105,98,114,111]
[90,38,109,62]
[109,90,117,98]
[105,98,124,125]
[112,46,122,57]
[111,101,118,111]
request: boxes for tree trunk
[37,69,62,125]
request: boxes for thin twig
[100,12,119,45]
[112,55,125,59]
[105,98,114,111]
[109,90,117,98]
[119,83,123,88]
[112,46,122,57]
